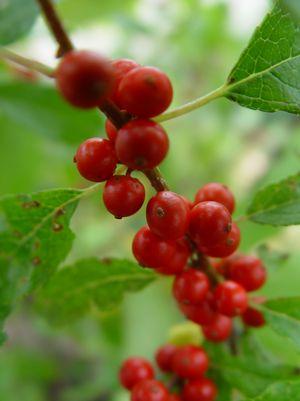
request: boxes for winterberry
[202,314,232,342]
[189,201,232,248]
[195,183,235,214]
[155,344,177,372]
[171,345,209,379]
[110,58,140,103]
[56,50,115,108]
[105,119,118,143]
[178,294,216,325]
[147,191,191,240]
[103,175,145,218]
[155,239,190,276]
[119,357,154,390]
[169,395,182,401]
[173,270,210,305]
[200,223,240,258]
[229,255,267,292]
[131,380,169,401]
[115,119,169,170]
[182,378,217,401]
[75,138,117,182]
[242,307,265,328]
[214,280,248,317]
[116,66,173,118]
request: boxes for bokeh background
[1,0,300,400]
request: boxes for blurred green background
[1,0,300,400]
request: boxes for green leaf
[0,82,102,144]
[225,0,300,115]
[243,380,300,401]
[0,0,39,45]
[36,258,156,326]
[247,173,300,225]
[207,334,297,397]
[0,187,90,341]
[256,244,290,271]
[260,297,300,350]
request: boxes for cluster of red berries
[119,344,216,401]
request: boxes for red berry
[155,344,177,372]
[169,395,182,401]
[212,254,240,277]
[132,227,188,273]
[200,223,240,258]
[182,379,217,401]
[103,175,145,218]
[242,307,265,328]
[105,119,118,143]
[116,66,173,118]
[156,239,190,276]
[189,202,232,248]
[202,314,232,342]
[172,345,209,380]
[195,183,235,214]
[56,50,115,109]
[119,357,154,390]
[214,280,248,317]
[131,380,169,401]
[115,119,169,170]
[147,191,190,240]
[173,270,210,305]
[178,294,216,325]
[229,255,267,292]
[110,58,140,103]
[75,138,117,182]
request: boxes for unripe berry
[189,202,232,248]
[56,50,115,108]
[242,307,265,328]
[229,255,267,292]
[182,378,217,401]
[105,119,118,143]
[173,270,210,305]
[115,119,169,170]
[119,357,154,390]
[155,344,177,372]
[214,280,248,317]
[110,58,140,103]
[171,345,209,379]
[147,191,190,240]
[200,223,240,258]
[178,294,216,325]
[103,175,145,218]
[116,66,173,118]
[202,314,232,342]
[195,183,235,214]
[131,380,169,401]
[75,138,117,182]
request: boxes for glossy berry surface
[182,378,217,401]
[155,239,189,276]
[155,344,177,372]
[171,345,209,379]
[119,357,154,390]
[169,395,182,401]
[105,119,118,142]
[131,380,169,401]
[173,270,210,305]
[242,307,265,327]
[56,50,115,109]
[229,255,267,292]
[116,66,173,118]
[195,183,235,214]
[200,223,240,258]
[132,227,187,272]
[202,314,232,342]
[147,191,190,240]
[189,201,232,248]
[75,138,117,182]
[214,281,248,317]
[110,58,140,103]
[115,119,169,170]
[103,175,145,218]
[178,294,216,325]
